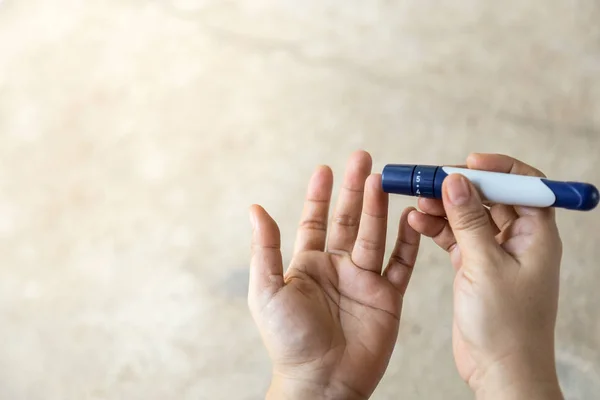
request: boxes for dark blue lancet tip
[581,183,600,211]
[542,180,600,211]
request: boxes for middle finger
[327,150,373,254]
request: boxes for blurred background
[0,0,599,399]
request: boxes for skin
[249,151,565,399]
[248,151,420,399]
[409,154,564,400]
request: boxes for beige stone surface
[0,0,599,399]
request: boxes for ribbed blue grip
[413,166,437,197]
[541,180,599,211]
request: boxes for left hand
[248,151,421,400]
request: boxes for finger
[418,198,446,217]
[352,174,389,273]
[467,153,554,221]
[489,204,518,232]
[483,205,501,236]
[384,207,421,295]
[327,150,372,254]
[442,174,506,267]
[467,153,546,178]
[408,210,457,252]
[418,197,500,236]
[249,205,285,308]
[293,166,334,255]
[408,210,463,271]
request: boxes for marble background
[0,0,599,399]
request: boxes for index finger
[466,153,554,220]
[466,153,546,178]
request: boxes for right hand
[408,154,564,400]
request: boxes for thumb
[442,174,505,265]
[248,205,285,310]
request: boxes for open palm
[248,151,421,399]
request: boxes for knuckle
[445,242,458,253]
[389,254,414,268]
[531,167,547,178]
[363,211,387,221]
[452,208,489,232]
[334,213,360,228]
[299,218,327,232]
[251,242,280,250]
[356,236,384,252]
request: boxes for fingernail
[249,209,257,229]
[447,175,471,205]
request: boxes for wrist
[267,374,366,400]
[474,352,563,400]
